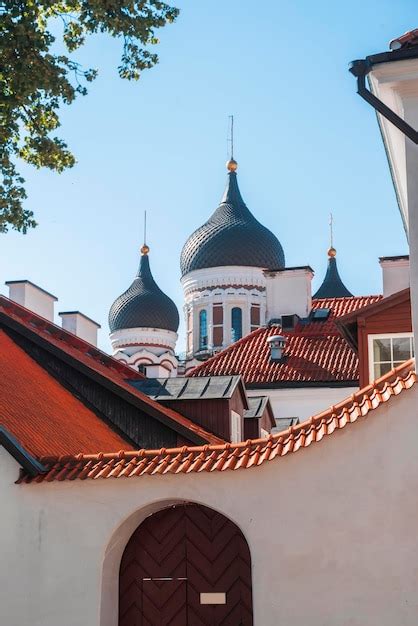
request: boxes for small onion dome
[180,161,285,276]
[109,246,179,333]
[313,247,353,299]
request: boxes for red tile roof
[389,29,418,51]
[0,330,131,458]
[18,359,416,483]
[0,296,224,446]
[188,296,382,386]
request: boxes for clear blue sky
[2,0,415,351]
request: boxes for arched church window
[199,310,208,350]
[231,307,242,342]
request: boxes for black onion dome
[109,251,179,333]
[313,251,353,299]
[180,168,285,276]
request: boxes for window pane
[199,310,207,350]
[373,338,391,362]
[231,307,242,342]
[392,337,412,362]
[374,362,392,378]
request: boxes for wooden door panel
[119,504,253,625]
[142,579,187,626]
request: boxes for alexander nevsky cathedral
[108,157,351,377]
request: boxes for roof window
[311,308,330,322]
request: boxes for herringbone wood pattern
[119,504,253,625]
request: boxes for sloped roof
[18,359,416,483]
[0,296,223,446]
[244,396,270,419]
[187,296,382,386]
[337,289,411,350]
[0,330,131,458]
[129,375,244,402]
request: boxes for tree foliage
[0,0,179,233]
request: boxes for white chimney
[5,280,57,322]
[379,255,410,297]
[264,266,314,322]
[59,311,101,347]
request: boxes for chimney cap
[59,310,101,328]
[5,280,58,301]
[267,334,287,345]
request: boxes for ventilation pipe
[267,335,287,362]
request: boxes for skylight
[311,308,331,321]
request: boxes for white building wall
[1,385,418,626]
[181,266,266,356]
[247,385,357,423]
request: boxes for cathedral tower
[109,244,179,376]
[180,159,285,364]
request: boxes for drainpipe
[349,59,418,144]
[349,57,418,362]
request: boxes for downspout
[349,59,418,144]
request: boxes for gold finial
[328,246,337,258]
[226,157,238,171]
[141,243,150,255]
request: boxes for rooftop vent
[266,335,287,362]
[281,314,299,330]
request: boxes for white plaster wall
[247,386,357,423]
[264,268,313,321]
[1,386,418,626]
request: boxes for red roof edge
[18,359,416,483]
[0,296,224,447]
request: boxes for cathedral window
[231,307,243,342]
[199,310,208,350]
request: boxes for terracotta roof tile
[0,330,131,457]
[18,359,416,483]
[187,296,382,385]
[390,29,418,51]
[0,296,223,446]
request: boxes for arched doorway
[119,503,253,625]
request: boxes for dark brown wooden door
[119,504,253,625]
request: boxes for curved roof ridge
[19,360,416,483]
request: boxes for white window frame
[368,332,414,383]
